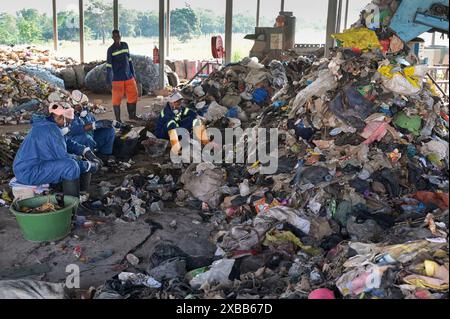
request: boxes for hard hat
[167,92,184,103]
[49,103,75,120]
[71,90,89,105]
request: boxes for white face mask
[80,110,88,118]
[173,109,180,115]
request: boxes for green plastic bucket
[10,195,79,242]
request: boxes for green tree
[232,12,254,34]
[57,10,79,41]
[16,9,44,44]
[84,0,113,44]
[136,11,159,37]
[197,9,224,34]
[0,13,18,45]
[170,7,201,42]
[118,6,138,37]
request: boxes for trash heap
[96,0,448,300]
[0,67,106,125]
[84,169,178,221]
[0,46,77,69]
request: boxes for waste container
[10,195,79,242]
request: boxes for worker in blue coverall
[13,103,104,198]
[155,92,202,154]
[67,90,123,158]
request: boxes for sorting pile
[0,46,77,69]
[0,67,106,125]
[0,133,24,168]
[95,0,448,299]
[0,0,448,300]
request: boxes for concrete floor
[0,205,216,290]
[0,93,217,293]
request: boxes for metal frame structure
[52,0,58,51]
[256,0,261,27]
[79,0,84,63]
[49,0,348,79]
[225,0,233,64]
[113,0,119,30]
[159,0,166,89]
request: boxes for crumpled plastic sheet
[290,69,338,116]
[0,280,66,299]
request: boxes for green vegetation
[0,5,263,46]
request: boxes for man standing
[106,29,138,122]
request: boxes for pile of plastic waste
[92,0,448,300]
[0,0,448,300]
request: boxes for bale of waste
[85,54,166,95]
[73,65,86,88]
[85,63,112,94]
[59,67,77,89]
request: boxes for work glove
[60,127,70,136]
[86,161,100,174]
[83,148,104,168]
[92,120,113,130]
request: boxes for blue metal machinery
[390,0,449,42]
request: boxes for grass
[45,33,254,63]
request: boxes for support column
[113,0,119,30]
[324,0,338,58]
[256,0,260,27]
[159,0,166,89]
[344,0,349,30]
[166,0,170,57]
[336,0,343,33]
[79,0,84,63]
[225,0,233,64]
[281,0,285,12]
[52,0,58,51]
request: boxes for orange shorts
[112,78,138,105]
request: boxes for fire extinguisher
[153,46,159,64]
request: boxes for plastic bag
[290,70,338,116]
[190,259,235,289]
[336,264,390,297]
[269,60,287,90]
[203,101,228,122]
[180,163,225,209]
[0,280,66,299]
[332,28,382,51]
[378,65,428,96]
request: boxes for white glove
[91,122,96,130]
[60,127,70,136]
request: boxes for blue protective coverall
[106,42,135,83]
[155,103,197,140]
[13,115,90,186]
[68,112,115,155]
